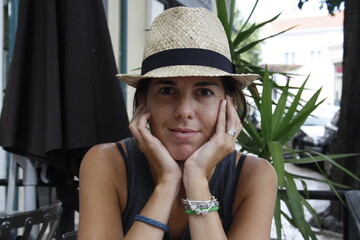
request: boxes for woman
[78,7,277,240]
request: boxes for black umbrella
[0,0,130,173]
[0,0,131,235]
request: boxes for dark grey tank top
[116,137,246,239]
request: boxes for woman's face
[146,76,225,160]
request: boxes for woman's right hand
[129,104,182,186]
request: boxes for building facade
[259,11,344,105]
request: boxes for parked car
[321,109,340,176]
[292,105,340,171]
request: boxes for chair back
[61,230,77,240]
[0,201,62,240]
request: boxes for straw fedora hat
[116,7,258,88]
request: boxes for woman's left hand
[183,95,242,182]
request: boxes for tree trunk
[330,0,360,219]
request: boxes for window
[291,52,295,64]
[285,52,289,64]
[285,52,295,65]
[310,50,321,59]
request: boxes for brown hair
[221,77,247,123]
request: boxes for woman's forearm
[184,172,227,240]
[124,181,180,240]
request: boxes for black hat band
[141,48,235,75]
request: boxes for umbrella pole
[6,154,39,238]
[5,155,17,212]
[6,154,38,212]
[17,155,37,211]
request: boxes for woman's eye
[198,89,214,97]
[159,87,175,95]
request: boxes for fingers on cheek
[228,97,241,131]
[221,99,227,121]
[225,98,241,143]
[129,114,141,134]
[130,106,145,126]
[129,109,151,138]
[216,100,227,133]
[138,112,151,133]
[133,104,146,118]
[225,100,236,129]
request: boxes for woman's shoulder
[79,141,129,207]
[232,154,278,213]
[237,154,278,194]
[80,141,127,180]
[241,154,276,175]
[236,151,274,171]
[81,137,136,165]
[78,141,128,238]
[82,142,120,163]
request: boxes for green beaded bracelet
[184,206,219,215]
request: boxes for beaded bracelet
[182,196,219,209]
[182,196,220,215]
[185,206,219,215]
[134,215,169,232]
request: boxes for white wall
[108,0,121,69]
[107,0,148,119]
[125,0,148,118]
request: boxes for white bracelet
[182,196,219,215]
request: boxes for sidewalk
[270,163,343,240]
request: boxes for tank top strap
[115,141,127,161]
[235,154,247,180]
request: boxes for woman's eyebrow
[194,81,219,87]
[154,80,176,86]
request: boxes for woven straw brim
[116,65,258,88]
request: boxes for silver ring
[226,129,236,137]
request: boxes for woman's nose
[174,95,194,120]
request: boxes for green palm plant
[216,0,360,239]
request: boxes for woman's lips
[169,128,198,139]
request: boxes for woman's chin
[171,152,191,161]
[168,147,195,161]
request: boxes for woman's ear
[232,96,236,105]
[232,96,239,111]
[227,95,238,110]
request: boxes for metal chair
[0,201,62,240]
[61,230,77,240]
[345,190,360,240]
